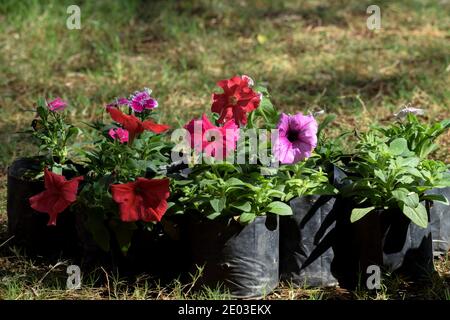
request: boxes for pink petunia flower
[184,114,240,159]
[273,113,318,164]
[47,97,68,112]
[108,127,129,143]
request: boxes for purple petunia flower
[273,113,318,164]
[129,88,158,113]
[47,97,67,112]
[106,97,130,109]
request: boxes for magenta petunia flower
[129,88,158,113]
[108,127,129,143]
[47,97,67,112]
[273,113,318,164]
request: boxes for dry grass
[0,247,449,300]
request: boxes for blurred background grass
[0,0,449,170]
[0,0,449,300]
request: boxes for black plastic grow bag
[124,216,192,281]
[74,209,192,281]
[73,210,117,270]
[428,187,450,256]
[7,157,79,257]
[279,166,348,288]
[280,195,338,287]
[187,214,279,299]
[332,203,435,290]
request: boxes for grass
[0,0,449,299]
[1,245,449,300]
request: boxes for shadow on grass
[273,45,449,111]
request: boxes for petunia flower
[211,75,261,126]
[108,127,129,143]
[106,97,131,109]
[47,97,68,112]
[106,107,170,142]
[129,88,158,113]
[117,97,131,105]
[273,113,318,164]
[184,113,240,159]
[241,75,254,87]
[29,168,84,226]
[111,178,170,223]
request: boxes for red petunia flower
[211,75,261,126]
[111,178,170,223]
[107,107,170,142]
[29,168,84,226]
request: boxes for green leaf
[418,143,438,159]
[210,197,226,212]
[226,177,246,186]
[392,188,409,202]
[422,194,449,205]
[167,202,175,210]
[111,221,137,254]
[389,138,408,155]
[206,212,222,220]
[440,119,450,130]
[400,167,423,178]
[401,203,428,228]
[392,189,419,208]
[398,157,420,168]
[36,102,48,120]
[374,169,386,183]
[66,126,79,141]
[267,201,293,216]
[239,212,257,225]
[404,192,420,208]
[231,201,252,212]
[397,176,414,184]
[350,206,375,223]
[173,179,193,186]
[267,189,286,198]
[85,210,110,252]
[51,166,63,175]
[260,167,278,176]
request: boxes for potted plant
[7,97,84,257]
[429,186,450,256]
[72,89,185,278]
[336,111,450,289]
[171,162,290,298]
[168,75,304,298]
[278,159,340,288]
[278,113,345,288]
[377,111,450,257]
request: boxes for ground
[0,0,449,299]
